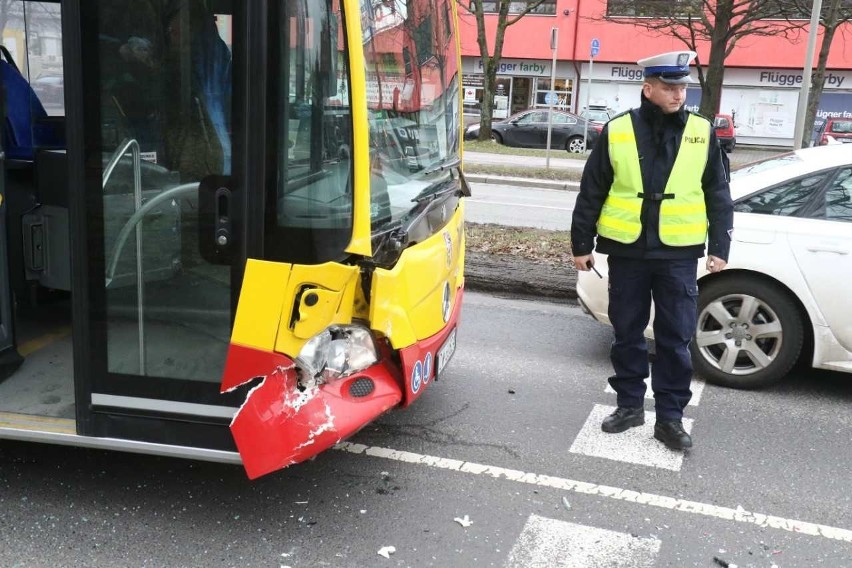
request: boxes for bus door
[73,0,253,450]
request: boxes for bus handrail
[104,182,198,288]
[102,138,141,189]
[103,138,147,373]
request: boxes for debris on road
[454,515,473,528]
[561,496,571,510]
[377,546,396,559]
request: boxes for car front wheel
[566,136,585,153]
[690,276,804,389]
[491,132,503,145]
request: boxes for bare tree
[459,1,548,141]
[601,0,801,119]
[787,0,851,147]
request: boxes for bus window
[0,1,65,161]
[361,0,461,232]
[265,0,353,266]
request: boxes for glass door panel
[85,0,237,390]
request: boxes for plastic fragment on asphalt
[562,496,571,510]
[377,546,396,559]
[454,514,473,527]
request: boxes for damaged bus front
[218,0,467,478]
[0,0,463,480]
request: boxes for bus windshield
[361,0,461,233]
[266,0,354,265]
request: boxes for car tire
[690,275,804,389]
[491,132,503,145]
[566,136,585,153]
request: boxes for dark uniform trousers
[607,256,698,421]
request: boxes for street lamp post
[545,27,558,169]
[793,0,823,150]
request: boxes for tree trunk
[698,1,733,119]
[801,0,841,148]
[478,57,497,140]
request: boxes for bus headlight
[295,325,379,386]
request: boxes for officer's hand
[573,254,594,271]
[706,255,726,273]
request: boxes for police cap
[637,51,697,84]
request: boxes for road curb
[464,173,579,191]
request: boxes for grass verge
[464,139,588,160]
[463,163,582,182]
[465,222,574,266]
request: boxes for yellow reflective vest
[597,113,711,246]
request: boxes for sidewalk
[462,145,786,191]
[464,151,584,170]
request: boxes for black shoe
[654,421,693,450]
[601,407,645,433]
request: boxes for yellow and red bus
[0,0,466,479]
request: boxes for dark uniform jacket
[571,95,734,261]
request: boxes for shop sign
[463,74,484,88]
[724,68,852,89]
[473,58,550,76]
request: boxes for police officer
[571,51,733,450]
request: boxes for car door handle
[806,246,849,255]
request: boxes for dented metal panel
[370,201,466,350]
[221,259,403,478]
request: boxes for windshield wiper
[411,179,461,203]
[420,157,461,177]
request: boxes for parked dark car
[464,109,602,153]
[31,75,64,106]
[714,113,736,153]
[816,117,852,145]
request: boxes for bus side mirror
[198,174,236,265]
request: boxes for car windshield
[830,121,852,134]
[731,152,803,180]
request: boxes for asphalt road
[466,182,577,230]
[2,293,851,567]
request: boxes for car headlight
[295,324,379,386]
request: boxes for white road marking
[569,405,691,471]
[334,442,852,544]
[605,377,706,406]
[505,515,660,568]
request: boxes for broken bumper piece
[222,343,402,479]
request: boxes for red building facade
[458,0,852,145]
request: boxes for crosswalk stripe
[505,515,660,568]
[334,442,852,543]
[569,404,692,471]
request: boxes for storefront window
[606,0,701,17]
[462,75,511,119]
[535,78,572,109]
[479,1,556,15]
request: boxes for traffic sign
[545,91,558,105]
[591,38,600,58]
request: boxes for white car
[577,145,852,389]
